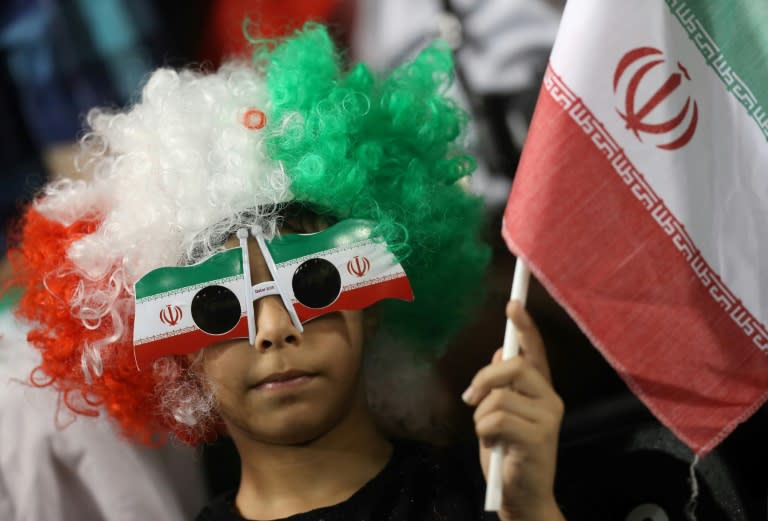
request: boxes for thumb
[506,300,551,382]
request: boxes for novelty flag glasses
[132,219,414,370]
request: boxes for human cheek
[202,347,252,397]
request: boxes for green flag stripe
[266,219,374,264]
[665,0,768,139]
[135,247,244,299]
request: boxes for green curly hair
[257,24,490,354]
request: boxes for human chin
[234,357,364,444]
[232,386,361,445]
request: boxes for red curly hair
[9,207,216,445]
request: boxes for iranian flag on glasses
[132,219,413,370]
[504,0,768,455]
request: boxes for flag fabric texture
[133,219,413,370]
[503,0,768,455]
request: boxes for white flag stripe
[271,239,381,270]
[551,0,768,326]
[271,239,406,303]
[133,276,248,342]
[135,274,244,304]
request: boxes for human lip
[253,370,316,391]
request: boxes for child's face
[199,217,368,445]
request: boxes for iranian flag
[133,248,250,370]
[132,219,413,370]
[263,219,414,323]
[504,0,768,454]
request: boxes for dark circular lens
[191,285,241,334]
[292,258,341,309]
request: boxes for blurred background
[0,1,764,520]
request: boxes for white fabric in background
[0,311,207,521]
[351,0,561,93]
[350,0,562,208]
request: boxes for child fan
[10,22,487,446]
[8,23,566,521]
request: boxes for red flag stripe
[133,316,250,370]
[294,275,414,323]
[504,65,768,454]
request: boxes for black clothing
[196,441,499,521]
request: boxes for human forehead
[224,207,333,243]
[221,208,332,273]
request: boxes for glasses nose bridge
[240,226,304,347]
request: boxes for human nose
[254,295,302,350]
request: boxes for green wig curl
[258,24,490,354]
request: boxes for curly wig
[9,24,489,444]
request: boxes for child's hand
[463,301,565,521]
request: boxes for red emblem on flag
[346,256,371,278]
[159,304,183,326]
[613,47,698,151]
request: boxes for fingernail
[461,386,474,404]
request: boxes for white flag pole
[484,258,531,512]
